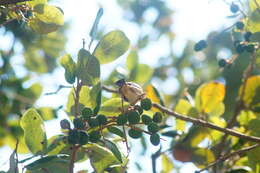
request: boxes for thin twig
[198,143,260,172]
[102,85,119,93]
[69,146,79,173]
[45,85,72,95]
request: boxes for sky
[0,0,239,172]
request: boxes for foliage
[0,0,260,173]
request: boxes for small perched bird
[115,79,146,105]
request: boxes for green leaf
[191,147,215,167]
[90,83,102,114]
[107,126,124,138]
[104,139,123,163]
[28,0,47,7]
[90,8,104,39]
[60,54,76,84]
[249,0,260,12]
[126,49,138,70]
[20,108,47,154]
[248,118,260,137]
[45,135,67,155]
[237,110,257,126]
[93,30,130,64]
[99,98,129,116]
[28,4,64,34]
[84,144,120,173]
[135,64,153,84]
[37,107,57,121]
[77,49,100,85]
[195,81,225,114]
[161,154,174,173]
[25,154,69,171]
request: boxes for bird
[115,79,146,106]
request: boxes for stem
[198,143,260,172]
[69,146,79,173]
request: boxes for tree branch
[198,143,260,172]
[101,86,260,143]
[45,85,72,95]
[69,146,79,173]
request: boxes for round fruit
[127,111,140,124]
[141,98,152,110]
[60,119,71,129]
[147,122,159,133]
[245,44,255,53]
[236,21,244,30]
[230,3,239,13]
[128,129,142,139]
[89,131,101,143]
[141,114,152,125]
[172,147,192,162]
[82,107,92,120]
[153,112,163,123]
[218,59,227,68]
[73,118,85,129]
[117,114,128,125]
[194,40,207,51]
[97,114,107,125]
[88,118,99,128]
[78,131,89,145]
[134,105,143,115]
[68,130,79,144]
[150,133,160,146]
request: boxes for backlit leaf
[77,49,100,86]
[195,81,225,114]
[191,147,215,168]
[104,139,123,163]
[93,30,130,64]
[135,64,153,84]
[90,8,104,39]
[126,49,138,70]
[99,98,129,116]
[60,54,76,84]
[161,154,174,173]
[20,108,47,154]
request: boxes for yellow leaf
[161,154,174,173]
[239,75,260,107]
[195,82,225,113]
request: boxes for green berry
[127,111,140,124]
[89,130,101,143]
[78,131,89,145]
[134,105,143,115]
[68,130,79,144]
[73,118,85,129]
[141,98,152,110]
[218,59,227,68]
[236,21,244,30]
[117,114,128,125]
[153,112,163,123]
[147,122,159,133]
[88,118,99,128]
[244,32,252,42]
[245,44,255,53]
[236,43,245,54]
[194,40,207,51]
[141,114,152,125]
[128,129,142,139]
[60,119,71,129]
[97,114,107,125]
[150,133,160,146]
[230,3,239,13]
[82,107,92,120]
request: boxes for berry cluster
[60,98,163,146]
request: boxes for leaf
[104,139,123,163]
[107,127,124,138]
[90,83,102,114]
[145,84,165,106]
[126,49,138,70]
[161,154,174,173]
[77,49,100,86]
[28,4,64,34]
[237,110,257,126]
[27,0,47,7]
[246,10,260,32]
[5,135,29,154]
[249,0,260,12]
[191,147,215,168]
[25,154,69,171]
[195,81,225,114]
[45,135,67,155]
[37,107,57,121]
[84,144,120,173]
[20,108,47,154]
[90,8,104,39]
[99,98,129,116]
[60,54,76,84]
[93,30,130,64]
[248,118,260,137]
[135,64,153,84]
[161,130,179,138]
